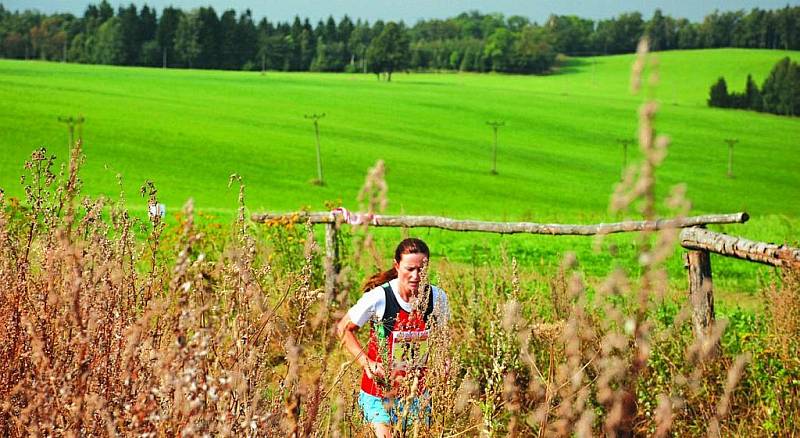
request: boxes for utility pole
[617,138,634,180]
[261,52,266,75]
[305,113,326,185]
[57,115,85,152]
[724,138,738,178]
[486,120,505,175]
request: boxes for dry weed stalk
[353,160,388,274]
[0,141,340,436]
[602,37,678,437]
[766,269,800,362]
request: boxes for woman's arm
[335,314,385,380]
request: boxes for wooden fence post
[324,222,340,303]
[685,249,715,340]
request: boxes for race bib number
[391,330,429,370]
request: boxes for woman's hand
[362,358,386,380]
[337,314,387,380]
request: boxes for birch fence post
[324,222,340,303]
[685,247,715,341]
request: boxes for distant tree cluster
[709,57,800,116]
[1,2,800,75]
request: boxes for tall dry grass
[2,40,798,437]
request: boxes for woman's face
[394,252,428,295]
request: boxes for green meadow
[1,48,798,298]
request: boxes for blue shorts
[357,391,431,426]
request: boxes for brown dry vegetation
[1,41,799,437]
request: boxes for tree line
[708,57,800,116]
[1,2,799,76]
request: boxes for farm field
[2,49,799,218]
[1,48,798,294]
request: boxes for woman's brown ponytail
[361,267,398,292]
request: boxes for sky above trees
[6,0,800,23]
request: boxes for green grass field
[1,48,798,297]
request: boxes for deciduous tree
[484,27,514,71]
[366,22,409,81]
[94,16,124,64]
[174,11,200,68]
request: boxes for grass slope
[1,48,798,294]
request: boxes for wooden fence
[253,210,800,341]
[680,227,800,340]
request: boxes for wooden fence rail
[252,211,749,235]
[680,227,800,268]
